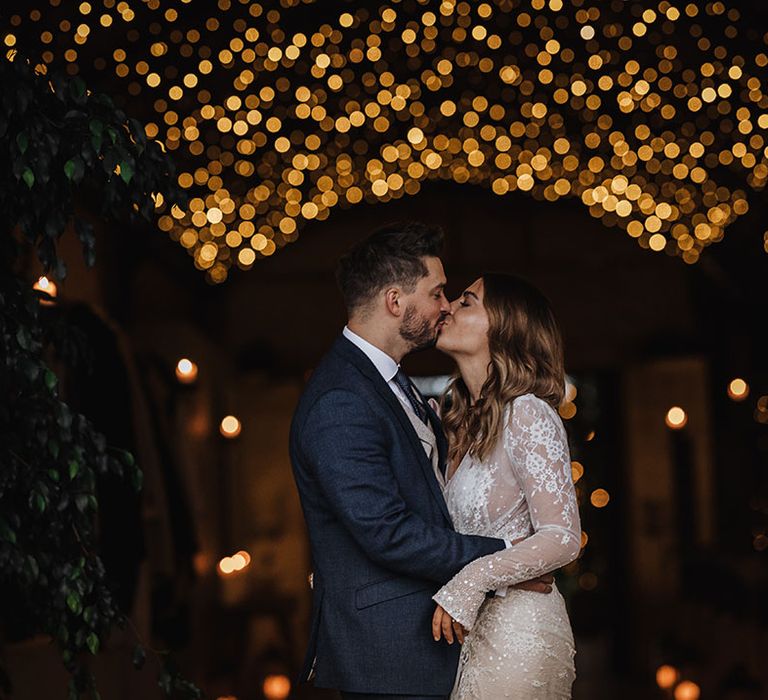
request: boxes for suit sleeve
[298,389,505,583]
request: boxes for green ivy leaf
[66,592,81,614]
[75,494,89,512]
[26,555,39,580]
[68,460,80,479]
[16,131,28,154]
[89,119,103,137]
[16,327,31,349]
[86,632,99,655]
[64,159,76,180]
[119,160,134,184]
[0,517,17,544]
[48,468,60,482]
[34,492,47,513]
[22,167,34,188]
[45,369,58,390]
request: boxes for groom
[290,222,552,699]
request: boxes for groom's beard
[399,304,441,352]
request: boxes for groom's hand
[511,573,555,594]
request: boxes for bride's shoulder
[505,393,557,425]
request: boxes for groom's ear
[384,287,402,317]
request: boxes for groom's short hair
[336,221,444,315]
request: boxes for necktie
[393,368,429,424]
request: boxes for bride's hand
[432,603,465,644]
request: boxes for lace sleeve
[433,395,582,629]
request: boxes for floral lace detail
[433,394,580,698]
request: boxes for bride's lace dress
[433,394,581,699]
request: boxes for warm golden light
[11,0,767,282]
[175,358,198,384]
[263,675,291,700]
[665,407,688,430]
[235,550,251,566]
[727,378,749,401]
[33,276,58,300]
[674,680,700,700]
[590,489,610,508]
[219,415,241,438]
[218,557,236,575]
[656,665,678,689]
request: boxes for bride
[431,273,581,699]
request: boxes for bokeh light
[219,415,242,438]
[175,358,198,384]
[665,406,688,430]
[5,1,768,282]
[727,377,749,401]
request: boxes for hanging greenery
[0,53,198,699]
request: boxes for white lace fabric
[433,394,581,699]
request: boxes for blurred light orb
[218,557,235,575]
[665,407,688,430]
[220,415,241,438]
[235,550,251,566]
[656,665,679,689]
[230,553,247,571]
[674,680,701,700]
[175,358,198,384]
[263,674,291,700]
[33,275,58,297]
[590,488,610,508]
[727,378,749,401]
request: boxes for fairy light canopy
[4,0,768,283]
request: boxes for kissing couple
[290,222,581,699]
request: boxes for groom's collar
[342,326,399,383]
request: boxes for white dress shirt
[342,326,420,413]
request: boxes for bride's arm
[432,396,581,630]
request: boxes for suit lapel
[334,336,452,524]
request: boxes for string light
[656,665,679,690]
[263,675,291,700]
[674,680,701,700]
[7,1,768,282]
[727,377,749,401]
[665,406,688,430]
[219,415,242,438]
[590,488,610,508]
[218,550,250,575]
[175,358,198,384]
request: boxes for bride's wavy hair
[441,273,565,466]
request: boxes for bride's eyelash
[459,300,469,307]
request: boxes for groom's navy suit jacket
[289,335,505,695]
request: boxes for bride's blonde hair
[441,273,565,467]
